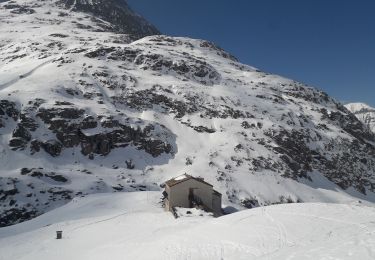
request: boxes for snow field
[1,192,374,260]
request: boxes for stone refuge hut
[164,174,222,217]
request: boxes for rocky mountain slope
[1,0,375,226]
[346,103,375,134]
[59,0,160,38]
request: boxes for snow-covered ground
[1,1,375,258]
[1,0,375,233]
[1,191,374,260]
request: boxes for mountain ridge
[1,0,375,227]
[58,0,160,38]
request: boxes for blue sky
[127,0,375,106]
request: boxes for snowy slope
[0,192,374,260]
[1,0,375,226]
[346,103,375,133]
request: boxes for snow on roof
[165,174,214,188]
[174,174,189,181]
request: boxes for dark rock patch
[0,208,38,227]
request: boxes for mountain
[58,0,160,38]
[1,192,374,260]
[346,103,375,134]
[1,0,375,227]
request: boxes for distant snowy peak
[346,103,375,133]
[346,102,375,113]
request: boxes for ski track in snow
[68,211,130,232]
[264,208,289,251]
[0,59,53,91]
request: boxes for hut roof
[165,174,213,188]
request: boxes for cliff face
[1,0,375,227]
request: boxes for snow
[0,191,374,260]
[174,207,214,217]
[1,0,375,235]
[173,174,189,181]
[346,102,375,133]
[0,1,374,258]
[345,102,375,112]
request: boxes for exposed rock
[241,197,260,209]
[0,100,19,120]
[4,3,36,14]
[12,124,32,141]
[37,106,85,123]
[0,208,37,228]
[134,52,221,85]
[30,139,41,154]
[9,138,28,150]
[58,0,160,38]
[41,140,63,157]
